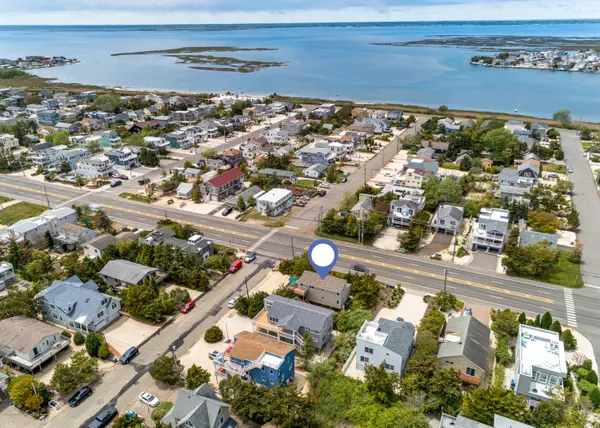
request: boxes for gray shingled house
[99,259,158,287]
[293,271,351,310]
[36,276,121,333]
[161,384,235,428]
[437,316,491,386]
[431,204,465,234]
[253,294,334,350]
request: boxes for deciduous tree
[150,355,183,386]
[460,388,528,426]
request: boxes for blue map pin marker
[308,239,339,279]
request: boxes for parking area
[417,232,453,257]
[104,317,161,355]
[470,252,501,271]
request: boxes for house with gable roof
[161,384,235,428]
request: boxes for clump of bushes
[387,286,405,308]
[73,332,85,346]
[204,326,224,344]
[456,247,469,258]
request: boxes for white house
[76,155,115,177]
[389,196,426,227]
[356,318,415,377]
[305,163,327,178]
[263,128,290,146]
[242,142,258,160]
[469,208,510,252]
[177,182,194,199]
[0,134,19,152]
[256,188,293,217]
[59,148,89,170]
[143,136,170,149]
[0,207,78,245]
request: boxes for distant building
[519,230,558,248]
[76,155,115,178]
[253,294,334,350]
[304,163,327,178]
[105,148,139,169]
[300,147,336,166]
[53,223,98,252]
[312,103,336,120]
[438,316,490,386]
[293,271,351,310]
[0,207,77,245]
[200,168,244,202]
[99,260,158,287]
[469,208,510,252]
[161,384,235,428]
[213,331,296,389]
[515,325,567,407]
[257,168,296,183]
[0,262,15,291]
[256,188,293,217]
[440,414,534,428]
[83,234,117,259]
[389,196,425,228]
[36,276,121,333]
[0,134,19,152]
[356,318,415,377]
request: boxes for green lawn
[0,196,13,204]
[119,193,152,203]
[0,202,47,225]
[296,179,318,188]
[582,142,592,151]
[507,252,583,288]
[542,163,567,174]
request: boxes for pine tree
[534,314,541,327]
[550,320,562,335]
[518,312,527,325]
[561,329,577,350]
[540,312,553,330]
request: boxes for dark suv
[119,346,139,364]
[352,263,368,273]
[69,386,92,407]
[88,406,118,428]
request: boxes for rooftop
[357,318,415,358]
[479,208,510,222]
[518,325,567,377]
[257,188,292,203]
[99,259,158,284]
[229,331,294,363]
[297,271,349,293]
[0,316,62,352]
[438,316,490,371]
[207,168,244,188]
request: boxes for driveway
[417,233,453,256]
[559,129,600,286]
[103,317,161,355]
[470,253,500,271]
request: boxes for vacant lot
[0,201,47,225]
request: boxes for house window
[466,367,476,377]
[97,311,104,318]
[112,302,117,310]
[261,376,266,382]
[270,379,274,385]
[365,347,374,354]
[269,369,274,375]
[52,312,58,319]
[384,363,395,371]
[101,298,107,305]
[480,224,487,231]
[219,416,224,427]
[360,356,369,363]
[50,304,55,309]
[538,372,549,384]
[549,375,559,386]
[439,219,446,225]
[445,360,455,365]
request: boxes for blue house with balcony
[213,331,295,389]
[37,110,60,125]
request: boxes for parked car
[341,177,348,183]
[119,346,139,364]
[463,307,473,316]
[110,180,122,188]
[48,400,62,411]
[180,300,196,313]
[319,183,331,188]
[208,350,221,360]
[222,207,233,216]
[69,386,92,407]
[244,252,256,263]
[138,178,150,185]
[41,170,50,175]
[228,296,239,308]
[228,259,243,273]
[352,263,368,273]
[139,392,160,407]
[318,190,327,197]
[88,406,118,428]
[119,175,129,180]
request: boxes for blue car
[119,346,139,364]
[222,207,233,216]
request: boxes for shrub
[98,343,110,359]
[578,379,597,394]
[583,359,593,370]
[85,332,102,357]
[455,300,464,310]
[434,291,457,312]
[561,329,577,350]
[589,387,600,408]
[456,247,469,258]
[151,402,174,422]
[550,320,562,335]
[186,364,210,389]
[204,326,224,344]
[576,368,589,380]
[73,332,85,346]
[495,338,511,366]
[493,365,505,389]
[61,331,72,339]
[540,312,553,330]
[586,370,598,385]
[518,312,527,324]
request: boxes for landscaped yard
[119,192,152,203]
[240,210,286,227]
[0,196,13,204]
[542,163,567,174]
[508,252,584,288]
[296,179,319,188]
[0,201,47,225]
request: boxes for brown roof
[208,168,244,188]
[297,271,349,293]
[220,148,240,156]
[229,331,295,361]
[134,120,160,128]
[522,159,541,168]
[0,317,61,353]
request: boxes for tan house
[480,158,493,168]
[293,271,351,310]
[437,316,490,386]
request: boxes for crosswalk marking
[564,288,578,327]
[247,229,278,252]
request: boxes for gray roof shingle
[0,316,61,353]
[99,260,157,284]
[438,316,490,371]
[377,318,415,359]
[436,204,464,223]
[161,384,232,428]
[265,294,333,333]
[84,234,117,252]
[297,271,349,293]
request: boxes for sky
[1,0,600,25]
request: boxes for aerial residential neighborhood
[0,79,598,428]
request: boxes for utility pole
[318,206,323,234]
[164,210,168,220]
[43,185,50,207]
[452,232,457,262]
[443,268,448,292]
[244,276,250,299]
[170,345,180,378]
[0,201,7,225]
[290,235,295,259]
